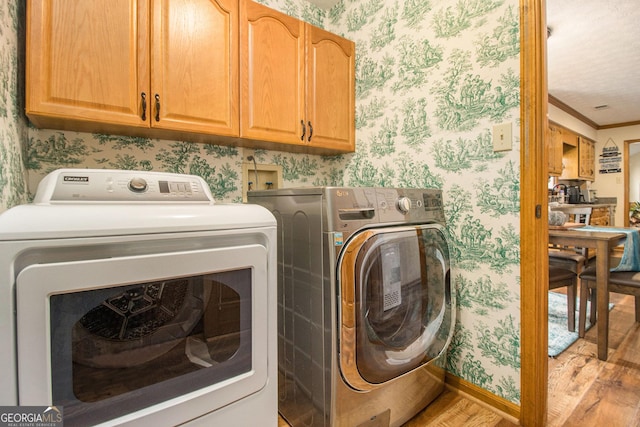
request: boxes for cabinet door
[590,207,609,226]
[578,137,595,180]
[27,0,149,128]
[151,0,238,136]
[547,124,563,176]
[240,0,305,145]
[305,25,355,152]
[559,129,579,179]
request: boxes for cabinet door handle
[308,121,313,142]
[300,120,306,141]
[154,94,160,122]
[140,92,147,121]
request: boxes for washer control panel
[35,169,214,203]
[326,187,445,232]
[375,188,443,223]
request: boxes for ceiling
[546,0,640,128]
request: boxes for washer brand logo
[63,176,89,183]
[0,406,63,426]
[336,190,349,197]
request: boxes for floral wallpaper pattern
[24,130,345,202]
[0,0,522,405]
[0,0,27,211]
[321,0,522,402]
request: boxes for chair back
[549,206,592,258]
[550,206,592,225]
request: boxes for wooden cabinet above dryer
[26,0,356,155]
[240,0,355,153]
[26,0,239,138]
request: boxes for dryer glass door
[338,224,452,390]
[16,244,268,427]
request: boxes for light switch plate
[493,122,512,152]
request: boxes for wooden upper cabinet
[151,0,238,135]
[27,0,354,153]
[27,0,238,136]
[306,25,355,152]
[578,136,595,180]
[26,0,149,128]
[547,124,563,176]
[240,0,355,153]
[553,123,596,181]
[240,1,305,145]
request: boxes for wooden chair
[549,266,579,332]
[549,206,591,332]
[549,205,593,260]
[548,206,590,332]
[551,206,592,225]
[578,266,640,338]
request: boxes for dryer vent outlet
[242,162,282,202]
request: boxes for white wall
[548,104,597,140]
[594,125,640,225]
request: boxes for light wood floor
[279,292,640,426]
[278,387,518,427]
[547,291,640,426]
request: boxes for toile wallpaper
[0,0,522,404]
[0,1,28,211]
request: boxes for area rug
[548,291,613,357]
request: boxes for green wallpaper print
[324,0,522,403]
[0,0,28,211]
[24,130,345,202]
[2,0,522,405]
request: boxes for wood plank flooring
[547,292,640,426]
[401,389,518,427]
[277,387,518,427]
[280,292,640,426]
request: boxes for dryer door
[338,224,452,391]
[16,242,269,427]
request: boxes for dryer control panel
[34,169,214,203]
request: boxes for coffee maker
[566,185,582,203]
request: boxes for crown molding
[548,94,599,129]
[549,95,640,130]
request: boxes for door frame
[519,0,549,425]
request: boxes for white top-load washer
[0,169,277,427]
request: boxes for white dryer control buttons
[128,177,148,193]
[396,196,412,213]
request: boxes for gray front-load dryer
[248,187,454,427]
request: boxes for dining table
[548,226,627,361]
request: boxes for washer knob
[396,196,412,213]
[128,177,148,193]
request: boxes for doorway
[624,139,640,226]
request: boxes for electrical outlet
[493,122,512,152]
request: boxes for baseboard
[445,372,521,424]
